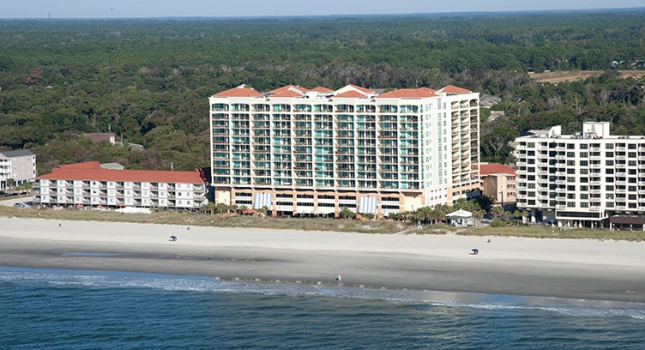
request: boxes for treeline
[0,10,645,172]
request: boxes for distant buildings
[0,149,37,189]
[478,162,517,208]
[34,161,208,209]
[86,133,116,145]
[209,83,481,217]
[514,121,645,230]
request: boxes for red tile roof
[212,86,262,98]
[268,90,304,98]
[334,90,368,98]
[479,163,516,176]
[439,85,472,94]
[311,86,334,92]
[38,162,205,184]
[59,161,102,169]
[375,88,438,99]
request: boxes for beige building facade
[478,163,517,207]
[0,149,37,189]
[209,84,481,217]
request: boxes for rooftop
[0,149,35,158]
[210,84,475,101]
[479,163,517,176]
[38,162,205,184]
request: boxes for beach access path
[1,217,645,303]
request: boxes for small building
[446,209,473,227]
[34,161,208,209]
[478,163,517,208]
[86,133,116,145]
[0,149,37,189]
[480,94,501,108]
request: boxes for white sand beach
[1,217,645,302]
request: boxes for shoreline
[2,217,645,303]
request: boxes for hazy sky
[2,0,643,18]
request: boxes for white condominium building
[515,121,645,229]
[0,149,37,189]
[34,162,208,209]
[209,84,480,217]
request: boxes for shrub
[490,218,506,227]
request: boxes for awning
[253,193,272,210]
[609,215,645,225]
[446,209,472,219]
[358,196,377,214]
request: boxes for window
[605,143,614,149]
[580,193,588,200]
[567,169,576,174]
[567,144,575,149]
[567,152,575,158]
[567,177,575,183]
[567,160,575,166]
[580,144,588,150]
[606,160,614,166]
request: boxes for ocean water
[1,266,645,349]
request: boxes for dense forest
[1,9,644,173]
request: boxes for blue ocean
[2,266,645,349]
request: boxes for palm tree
[472,210,485,228]
[414,206,433,225]
[339,207,355,219]
[429,209,446,225]
[490,205,505,219]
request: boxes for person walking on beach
[336,274,342,283]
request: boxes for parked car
[13,203,26,208]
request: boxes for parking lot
[0,196,34,208]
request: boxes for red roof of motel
[439,85,472,94]
[212,86,263,98]
[376,88,439,99]
[269,90,305,98]
[311,86,334,92]
[37,162,204,184]
[334,90,369,98]
[479,163,516,176]
[59,161,102,169]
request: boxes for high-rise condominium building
[209,84,480,217]
[515,121,645,230]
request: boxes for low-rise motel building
[0,149,37,189]
[515,121,645,230]
[478,162,518,208]
[209,84,481,218]
[33,162,208,209]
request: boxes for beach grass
[462,226,645,242]
[0,206,408,234]
[414,224,459,235]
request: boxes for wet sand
[1,217,645,302]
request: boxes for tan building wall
[481,174,517,206]
[217,186,429,218]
